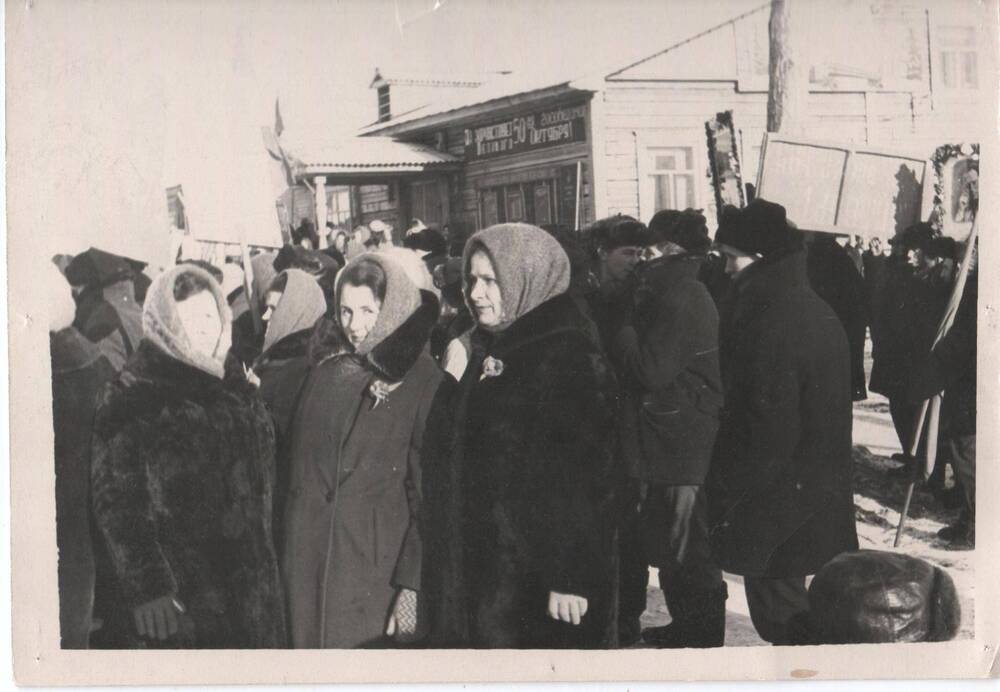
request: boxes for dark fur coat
[91,341,286,648]
[424,293,622,648]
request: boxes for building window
[650,147,697,212]
[409,179,443,227]
[377,85,391,122]
[937,26,978,90]
[477,179,559,229]
[326,186,352,227]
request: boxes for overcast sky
[9,0,758,263]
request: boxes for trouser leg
[641,485,726,648]
[743,575,809,645]
[617,491,649,643]
[949,434,976,519]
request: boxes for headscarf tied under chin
[462,223,571,332]
[142,265,232,379]
[335,252,421,356]
[261,269,326,354]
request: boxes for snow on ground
[632,390,974,647]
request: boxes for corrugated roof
[280,136,461,176]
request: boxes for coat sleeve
[90,392,178,607]
[391,372,447,591]
[614,285,714,391]
[531,342,621,598]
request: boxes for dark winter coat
[91,341,286,648]
[281,293,445,648]
[254,328,314,555]
[868,255,912,397]
[869,259,951,399]
[428,294,621,648]
[908,271,977,437]
[708,249,858,578]
[73,281,144,372]
[806,238,869,400]
[51,328,116,648]
[614,254,723,484]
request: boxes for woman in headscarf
[230,251,278,366]
[251,269,328,551]
[281,252,447,649]
[90,265,286,648]
[424,223,621,649]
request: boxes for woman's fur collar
[364,290,440,382]
[474,293,593,358]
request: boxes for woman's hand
[548,591,588,625]
[385,587,418,638]
[133,594,185,640]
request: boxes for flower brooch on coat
[368,378,401,410]
[480,356,505,381]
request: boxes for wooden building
[347,0,992,240]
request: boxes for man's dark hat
[889,222,935,251]
[648,208,711,253]
[403,227,447,256]
[64,247,145,288]
[273,244,339,277]
[588,215,649,251]
[714,199,801,257]
[433,257,463,291]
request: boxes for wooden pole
[894,220,978,546]
[574,161,583,230]
[240,238,263,338]
[315,175,328,249]
[767,0,808,135]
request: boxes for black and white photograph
[6,0,998,684]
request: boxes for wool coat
[708,249,858,578]
[281,292,445,649]
[806,237,869,400]
[428,293,622,648]
[51,327,116,648]
[91,341,286,648]
[613,254,723,485]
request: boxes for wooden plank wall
[600,78,987,225]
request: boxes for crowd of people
[48,199,973,650]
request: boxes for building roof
[606,3,768,80]
[369,68,487,90]
[280,135,462,178]
[358,74,588,136]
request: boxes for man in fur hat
[708,200,858,645]
[612,209,728,648]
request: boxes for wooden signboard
[463,103,588,161]
[756,133,927,237]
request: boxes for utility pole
[767,0,809,135]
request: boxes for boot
[641,582,727,648]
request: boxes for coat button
[795,482,803,490]
[325,490,335,503]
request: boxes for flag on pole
[274,98,284,138]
